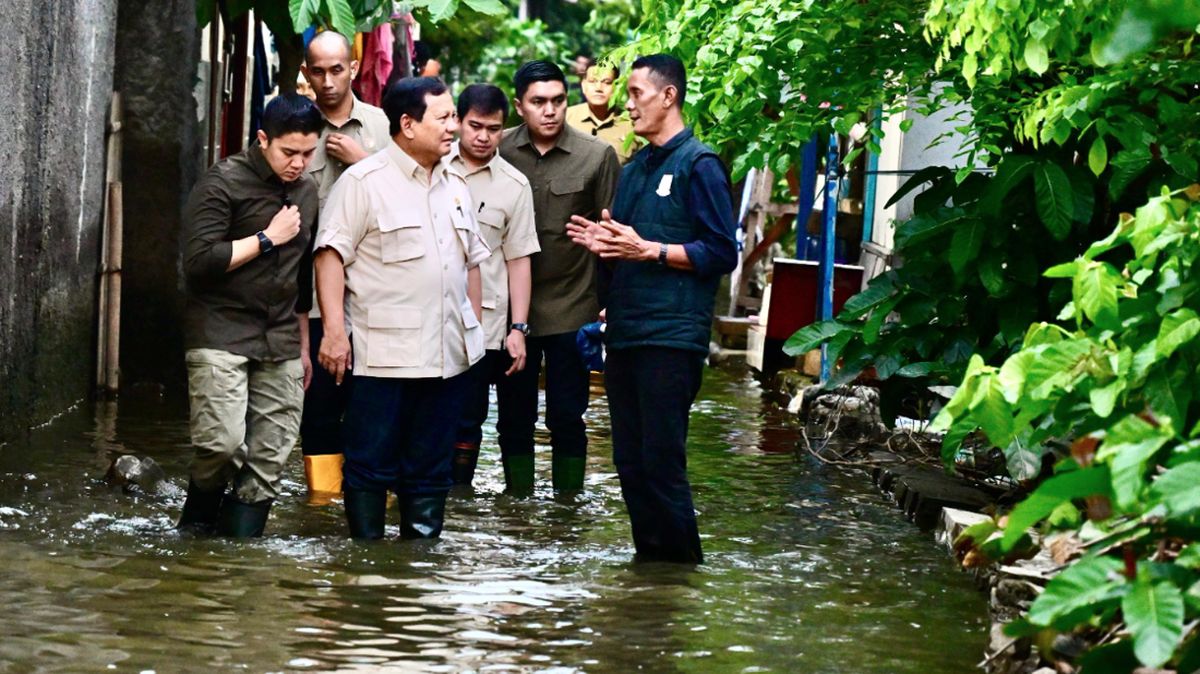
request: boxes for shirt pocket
[476,207,505,251]
[550,176,589,224]
[365,306,422,368]
[377,214,425,263]
[460,299,485,362]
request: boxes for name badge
[656,174,673,197]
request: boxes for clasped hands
[567,209,657,262]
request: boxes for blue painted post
[861,110,883,245]
[819,132,840,382]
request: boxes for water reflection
[0,364,985,672]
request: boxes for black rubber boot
[398,493,447,540]
[176,480,225,534]
[451,442,480,486]
[344,489,387,540]
[215,495,272,538]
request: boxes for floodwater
[0,364,985,673]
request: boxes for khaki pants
[186,348,304,503]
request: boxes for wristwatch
[509,322,530,336]
[658,242,669,265]
[256,230,275,254]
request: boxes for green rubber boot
[551,455,586,492]
[502,454,535,495]
[215,495,272,538]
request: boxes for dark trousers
[457,349,523,456]
[300,318,352,456]
[606,346,705,564]
[341,373,468,495]
[505,331,590,459]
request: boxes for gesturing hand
[568,209,655,261]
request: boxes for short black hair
[631,54,687,107]
[382,77,449,135]
[514,60,567,101]
[261,93,323,139]
[457,84,509,121]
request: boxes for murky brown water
[0,364,985,672]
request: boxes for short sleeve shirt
[446,143,540,350]
[499,124,621,337]
[566,103,641,163]
[307,96,392,207]
[314,142,491,379]
[306,97,391,319]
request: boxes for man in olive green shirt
[498,60,621,492]
[299,31,392,500]
[565,64,640,163]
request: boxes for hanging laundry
[356,23,394,106]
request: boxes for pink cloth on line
[358,23,394,106]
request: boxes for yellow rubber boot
[304,454,344,505]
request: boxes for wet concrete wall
[113,0,203,389]
[0,1,118,441]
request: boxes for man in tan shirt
[499,61,621,493]
[313,77,490,540]
[566,64,640,163]
[299,31,393,500]
[445,84,540,490]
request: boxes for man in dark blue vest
[567,54,738,564]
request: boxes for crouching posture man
[314,77,490,539]
[177,94,322,537]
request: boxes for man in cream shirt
[313,77,490,540]
[299,31,392,499]
[445,84,540,490]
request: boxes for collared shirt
[307,97,391,320]
[499,124,621,337]
[315,142,491,379]
[182,143,318,361]
[566,103,641,163]
[307,96,392,207]
[446,143,540,350]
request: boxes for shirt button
[438,239,444,245]
[443,264,448,270]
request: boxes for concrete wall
[0,1,118,441]
[113,0,203,389]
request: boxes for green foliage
[609,0,937,180]
[784,150,1106,434]
[939,187,1200,669]
[197,0,393,37]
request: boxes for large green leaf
[1122,578,1184,668]
[1002,466,1112,548]
[1027,554,1124,626]
[325,0,357,37]
[982,155,1035,216]
[883,166,951,209]
[1100,415,1172,511]
[840,274,897,319]
[783,320,851,356]
[1034,161,1074,240]
[1156,308,1200,360]
[1088,137,1109,177]
[1074,261,1121,330]
[1150,463,1200,517]
[948,218,986,278]
[462,0,508,14]
[289,0,321,30]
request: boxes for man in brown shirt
[298,31,392,500]
[498,60,621,492]
[177,94,322,537]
